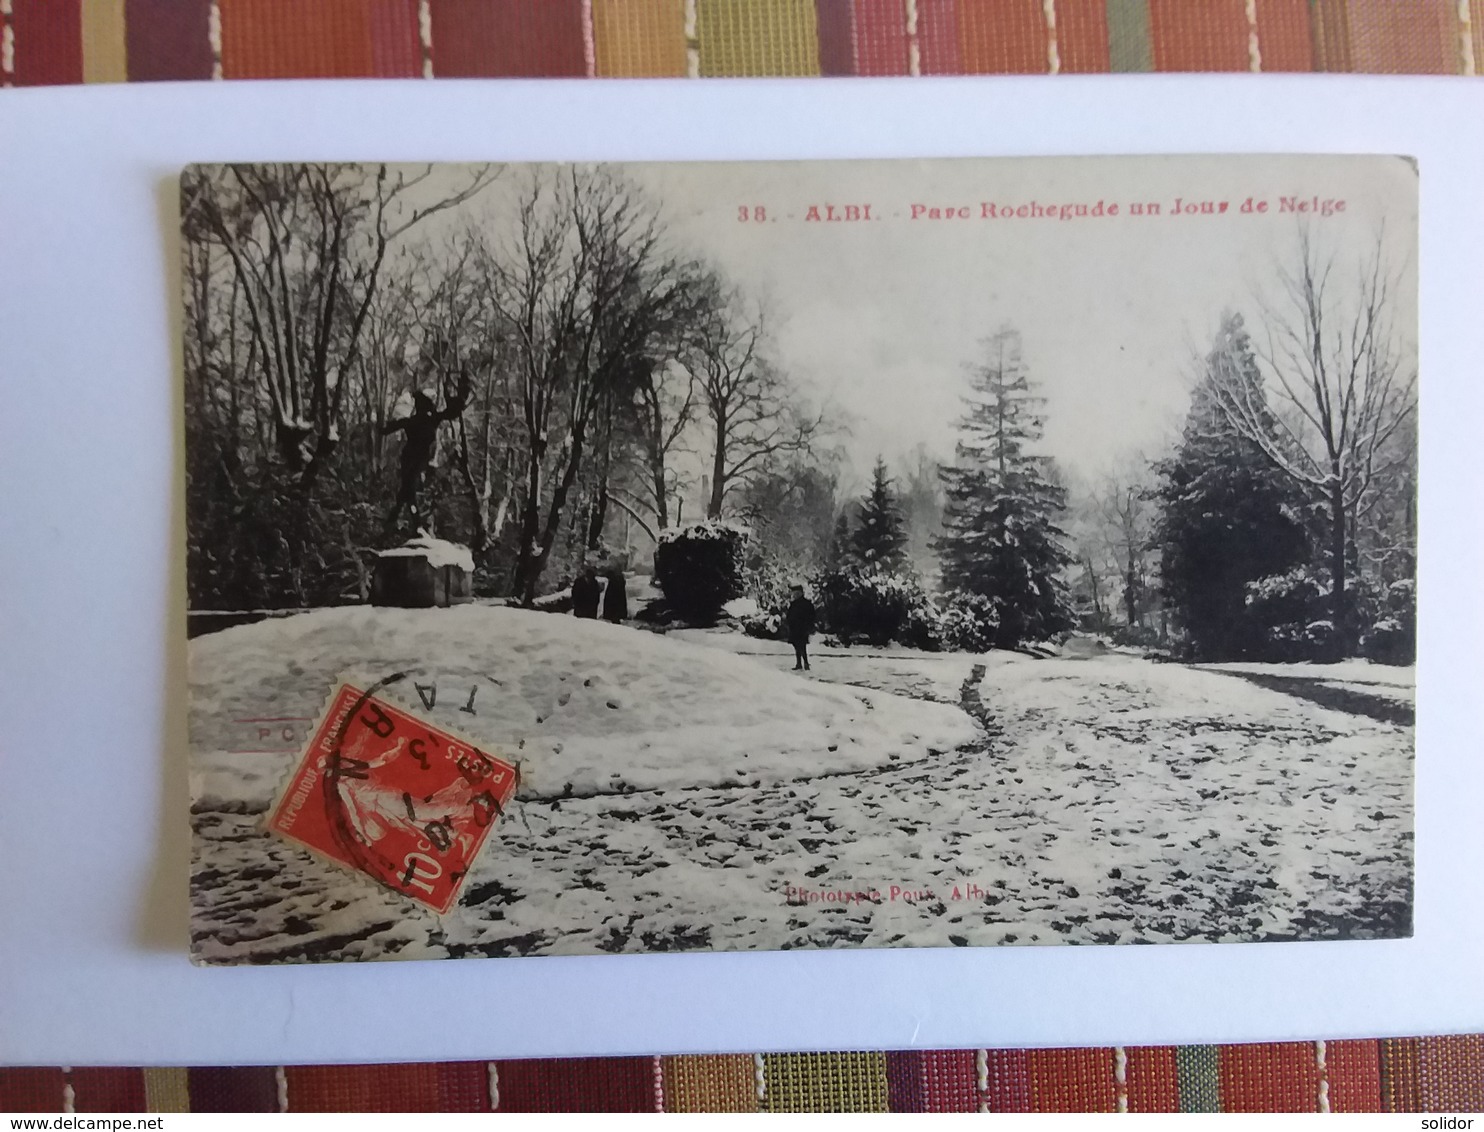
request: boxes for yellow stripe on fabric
[80,0,128,84]
[593,0,687,76]
[763,1052,891,1113]
[695,0,820,76]
[662,1054,760,1112]
[142,1067,191,1113]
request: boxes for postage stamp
[266,681,520,914]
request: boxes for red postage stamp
[267,682,519,914]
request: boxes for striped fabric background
[2,1038,1482,1112]
[0,0,1480,85]
[2,0,1478,1114]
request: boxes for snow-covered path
[190,620,1412,963]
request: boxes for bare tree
[181,163,496,491]
[1094,461,1157,630]
[691,300,823,518]
[628,356,699,531]
[1207,227,1416,645]
[476,170,699,604]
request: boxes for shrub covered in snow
[939,591,1002,653]
[898,597,945,652]
[814,564,937,648]
[1244,566,1340,661]
[1109,623,1162,650]
[739,610,784,640]
[1362,578,1417,665]
[654,521,749,624]
[1243,565,1407,662]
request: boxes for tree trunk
[707,420,727,518]
[649,455,670,529]
[1123,548,1139,628]
[1329,475,1348,658]
[512,452,544,605]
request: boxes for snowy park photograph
[182,156,1417,964]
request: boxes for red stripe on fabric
[286,1064,454,1112]
[69,1068,147,1114]
[367,0,425,77]
[1219,1042,1321,1112]
[957,0,1047,73]
[884,1049,977,1112]
[883,1050,928,1112]
[1055,0,1111,72]
[1419,1035,1484,1112]
[1147,0,1249,71]
[852,0,909,75]
[919,1049,979,1112]
[982,1048,1033,1112]
[493,1057,656,1112]
[1126,1046,1181,1113]
[218,0,422,78]
[1028,1048,1118,1113]
[1254,0,1314,70]
[186,1067,280,1113]
[1344,0,1453,74]
[10,0,84,86]
[429,0,587,77]
[1327,1040,1383,1113]
[0,1068,66,1113]
[435,1062,493,1112]
[124,0,214,80]
[815,0,856,73]
[916,0,961,73]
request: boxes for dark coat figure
[785,588,815,671]
[571,570,601,619]
[601,566,628,623]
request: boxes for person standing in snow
[601,561,628,623]
[785,583,816,671]
[571,565,601,619]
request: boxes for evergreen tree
[934,329,1075,647]
[826,508,856,571]
[851,456,910,571]
[1154,313,1312,660]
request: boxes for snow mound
[190,606,979,807]
[376,533,475,571]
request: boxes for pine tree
[851,457,910,571]
[1154,313,1312,660]
[934,329,1075,647]
[826,509,856,570]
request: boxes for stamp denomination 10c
[267,682,519,914]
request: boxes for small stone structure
[371,535,475,608]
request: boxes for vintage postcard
[183,156,1417,964]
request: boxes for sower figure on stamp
[382,369,472,535]
[786,583,816,672]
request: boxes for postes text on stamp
[267,682,519,914]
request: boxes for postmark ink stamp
[267,680,520,914]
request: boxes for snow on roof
[188,604,978,805]
[376,534,475,572]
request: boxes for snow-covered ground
[190,606,976,806]
[189,610,1413,964]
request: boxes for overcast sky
[631,154,1418,491]
[409,155,1417,494]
